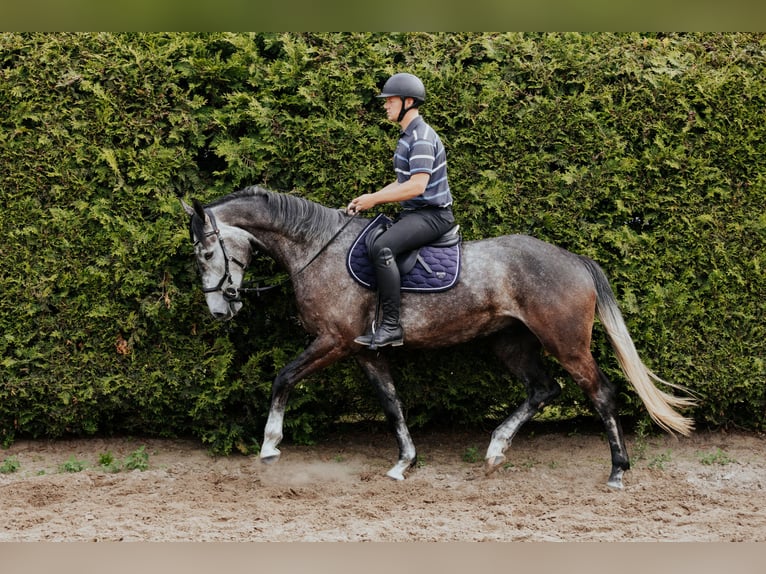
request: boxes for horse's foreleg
[260,337,348,464]
[260,408,285,462]
[355,353,416,480]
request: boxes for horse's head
[182,199,253,321]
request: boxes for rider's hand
[347,194,373,215]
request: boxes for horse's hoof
[259,443,281,463]
[485,455,506,476]
[607,479,624,490]
[386,460,413,481]
[260,446,281,465]
[260,455,280,465]
[607,469,624,490]
[386,469,405,481]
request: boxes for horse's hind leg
[528,297,630,488]
[571,358,630,489]
[485,327,562,474]
[553,346,630,489]
[355,352,416,480]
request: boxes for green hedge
[1,33,764,452]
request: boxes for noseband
[194,208,247,303]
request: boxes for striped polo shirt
[394,116,453,209]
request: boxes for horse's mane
[211,185,346,243]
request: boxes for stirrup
[354,320,377,346]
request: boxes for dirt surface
[1,427,764,542]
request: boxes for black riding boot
[354,247,404,349]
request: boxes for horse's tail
[580,256,696,436]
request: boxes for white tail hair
[582,257,696,436]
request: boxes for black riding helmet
[377,73,425,122]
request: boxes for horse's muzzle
[222,286,241,303]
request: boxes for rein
[198,207,358,298]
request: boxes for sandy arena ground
[1,427,764,542]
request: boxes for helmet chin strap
[397,96,417,122]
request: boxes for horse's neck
[223,196,345,273]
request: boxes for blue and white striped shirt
[393,116,453,209]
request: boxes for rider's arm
[347,173,429,214]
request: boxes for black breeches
[369,207,455,262]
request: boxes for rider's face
[383,96,405,123]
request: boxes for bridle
[193,206,358,301]
[194,208,247,304]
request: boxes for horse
[182,185,695,489]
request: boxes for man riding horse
[184,73,695,488]
[347,73,456,349]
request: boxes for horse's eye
[204,251,214,261]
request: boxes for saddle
[346,214,462,293]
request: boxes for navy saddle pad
[346,214,461,293]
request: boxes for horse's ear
[181,198,207,220]
[192,199,207,220]
[181,199,195,217]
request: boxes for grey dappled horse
[183,186,694,489]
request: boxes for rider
[347,72,455,349]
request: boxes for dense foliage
[1,33,763,452]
